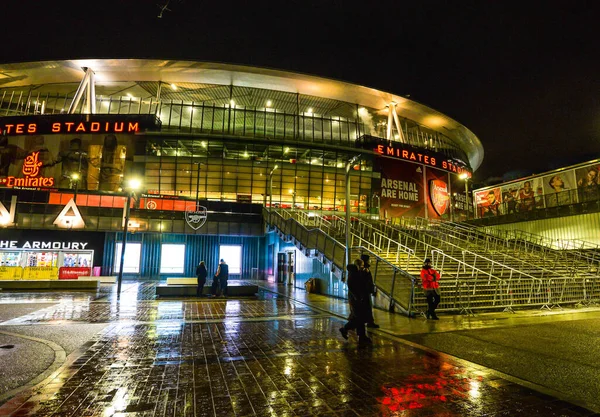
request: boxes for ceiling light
[170,83,177,90]
[266,100,272,107]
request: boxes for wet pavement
[0,281,598,416]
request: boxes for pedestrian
[339,259,373,346]
[196,261,207,297]
[420,258,441,320]
[214,258,229,297]
[360,254,380,329]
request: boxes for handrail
[354,245,417,315]
[265,208,416,315]
[407,216,590,280]
[369,217,551,287]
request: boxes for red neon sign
[0,151,55,188]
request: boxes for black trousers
[196,277,206,296]
[220,278,228,296]
[344,319,366,337]
[425,290,441,315]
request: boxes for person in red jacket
[420,258,441,320]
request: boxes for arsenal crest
[429,180,449,216]
[185,206,208,230]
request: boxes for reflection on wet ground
[0,282,597,416]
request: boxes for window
[219,245,242,275]
[113,242,142,273]
[160,244,185,274]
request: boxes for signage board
[1,114,161,136]
[357,135,472,177]
[0,151,55,189]
[59,267,92,279]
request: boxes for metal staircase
[264,209,418,316]
[265,209,600,315]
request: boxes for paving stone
[0,282,596,416]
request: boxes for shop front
[0,230,105,280]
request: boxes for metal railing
[365,216,597,309]
[264,208,416,315]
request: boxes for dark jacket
[217,263,229,280]
[196,264,208,280]
[347,264,371,321]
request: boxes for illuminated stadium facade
[0,60,483,280]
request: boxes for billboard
[0,132,136,192]
[475,187,501,218]
[541,170,577,207]
[374,158,424,219]
[575,164,600,202]
[473,159,600,217]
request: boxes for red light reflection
[377,358,483,414]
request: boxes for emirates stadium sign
[1,114,161,136]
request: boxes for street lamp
[459,172,471,220]
[268,164,279,215]
[345,155,361,281]
[117,177,142,297]
[70,172,80,201]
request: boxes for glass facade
[139,137,374,211]
[0,82,470,166]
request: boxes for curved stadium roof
[0,59,484,170]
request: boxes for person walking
[339,259,373,346]
[214,259,229,297]
[360,254,380,329]
[420,258,441,320]
[195,261,208,297]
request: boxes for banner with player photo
[475,187,501,218]
[541,170,577,207]
[373,158,424,219]
[575,164,600,202]
[499,177,545,214]
[425,167,451,220]
[0,133,136,192]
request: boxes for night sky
[3,1,599,185]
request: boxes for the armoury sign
[185,206,208,230]
[0,151,55,188]
[429,179,450,216]
[0,240,89,249]
[1,114,161,136]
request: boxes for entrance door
[286,251,296,286]
[277,252,286,283]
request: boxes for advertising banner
[475,187,501,218]
[542,170,577,207]
[59,267,92,279]
[374,158,424,219]
[499,177,545,214]
[22,266,58,280]
[575,164,600,202]
[1,132,137,192]
[425,167,450,219]
[0,266,23,280]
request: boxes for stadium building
[0,60,483,286]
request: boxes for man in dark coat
[360,254,380,329]
[196,261,208,296]
[339,259,372,346]
[214,259,229,297]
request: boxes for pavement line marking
[0,330,67,403]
